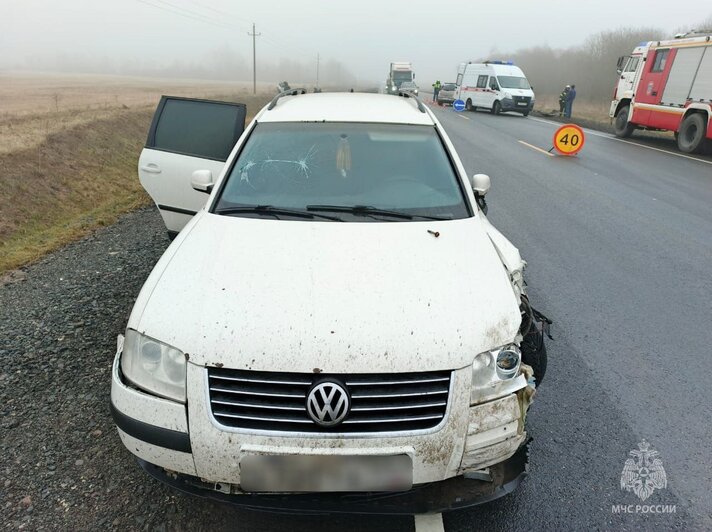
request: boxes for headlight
[121,329,186,402]
[503,92,513,100]
[471,344,522,404]
[495,347,520,379]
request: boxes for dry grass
[0,72,269,154]
[0,73,272,273]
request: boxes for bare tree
[503,26,662,105]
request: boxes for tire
[465,99,473,112]
[522,111,530,117]
[677,113,707,153]
[614,105,635,138]
[491,101,501,115]
[521,326,547,385]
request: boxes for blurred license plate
[517,101,527,106]
[240,454,412,492]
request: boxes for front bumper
[111,342,533,513]
[501,99,533,113]
[137,441,529,515]
[609,100,619,119]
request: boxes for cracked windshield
[215,123,470,220]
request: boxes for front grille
[207,368,452,433]
[513,96,531,105]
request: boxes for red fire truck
[609,31,712,153]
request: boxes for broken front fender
[480,215,526,299]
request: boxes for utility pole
[316,53,320,90]
[247,23,261,94]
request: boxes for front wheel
[520,323,547,385]
[522,111,530,117]
[677,113,707,153]
[614,105,635,138]
[491,101,501,115]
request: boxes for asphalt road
[426,103,712,530]
[3,105,711,531]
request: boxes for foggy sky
[1,0,710,85]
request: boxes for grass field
[0,72,272,274]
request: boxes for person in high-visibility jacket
[432,80,442,103]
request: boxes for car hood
[503,88,534,97]
[131,213,521,373]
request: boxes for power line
[187,0,254,27]
[135,0,239,30]
[135,0,321,86]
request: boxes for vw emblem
[306,381,350,427]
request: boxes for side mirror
[469,173,491,196]
[191,169,214,193]
[469,174,490,215]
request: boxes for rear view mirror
[191,169,214,193]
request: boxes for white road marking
[518,140,555,157]
[526,115,566,127]
[456,114,470,120]
[414,513,445,532]
[608,137,712,165]
[526,116,712,165]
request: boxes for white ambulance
[455,61,535,116]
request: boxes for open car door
[138,96,246,237]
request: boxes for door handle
[140,164,161,174]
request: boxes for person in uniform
[564,84,576,118]
[432,80,442,103]
[559,85,570,117]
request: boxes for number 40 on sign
[552,124,585,156]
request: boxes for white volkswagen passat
[112,91,549,513]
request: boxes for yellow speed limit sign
[553,124,585,156]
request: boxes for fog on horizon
[1,0,710,86]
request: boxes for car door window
[476,75,488,89]
[489,77,499,90]
[147,97,246,161]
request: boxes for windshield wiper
[215,205,343,221]
[306,205,450,221]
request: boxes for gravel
[0,207,411,531]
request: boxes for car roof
[257,92,434,126]
[468,64,525,76]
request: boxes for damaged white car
[112,90,550,514]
